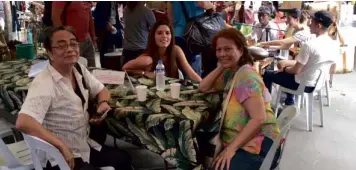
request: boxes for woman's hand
[212,147,236,170]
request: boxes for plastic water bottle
[155,60,165,91]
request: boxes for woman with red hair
[199,28,280,170]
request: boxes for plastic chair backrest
[259,106,299,170]
[295,61,334,94]
[0,138,21,168]
[78,57,88,67]
[259,125,290,170]
[178,69,184,80]
[277,105,299,129]
[22,134,70,170]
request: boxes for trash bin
[15,44,35,59]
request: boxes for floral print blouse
[214,64,280,154]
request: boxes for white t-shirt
[295,34,338,86]
[292,27,316,47]
[252,21,279,42]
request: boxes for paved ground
[280,71,356,170]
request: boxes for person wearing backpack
[167,1,213,77]
[50,1,97,67]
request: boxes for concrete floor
[279,71,356,170]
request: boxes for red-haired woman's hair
[145,20,177,78]
[212,28,254,67]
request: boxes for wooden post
[3,1,12,41]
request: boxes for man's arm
[283,43,311,74]
[196,1,214,10]
[16,114,67,151]
[51,2,67,27]
[88,11,97,47]
[284,62,304,74]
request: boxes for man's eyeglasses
[52,41,79,51]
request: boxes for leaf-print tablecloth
[105,76,223,170]
[0,59,224,170]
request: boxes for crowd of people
[13,1,340,170]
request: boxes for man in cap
[251,6,279,42]
[263,10,338,107]
[260,8,315,50]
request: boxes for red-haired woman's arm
[175,46,202,82]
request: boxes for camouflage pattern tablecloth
[0,59,223,170]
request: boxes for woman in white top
[260,9,314,50]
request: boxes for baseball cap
[288,8,301,18]
[258,6,271,15]
[310,10,333,28]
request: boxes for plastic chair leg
[318,91,324,127]
[274,88,282,116]
[306,93,314,132]
[325,80,330,106]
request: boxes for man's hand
[90,102,111,125]
[59,144,75,170]
[107,23,113,32]
[277,60,288,70]
[93,41,98,51]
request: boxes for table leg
[164,160,168,170]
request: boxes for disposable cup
[170,83,181,99]
[136,85,147,101]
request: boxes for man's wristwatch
[98,100,108,106]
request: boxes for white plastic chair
[23,134,114,170]
[0,137,33,170]
[274,61,334,132]
[324,73,331,107]
[260,106,299,170]
[78,57,88,67]
[178,69,184,80]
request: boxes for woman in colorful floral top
[199,28,280,170]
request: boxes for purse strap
[218,70,239,133]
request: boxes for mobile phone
[100,109,110,119]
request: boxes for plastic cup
[136,85,147,101]
[170,83,181,99]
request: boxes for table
[0,59,223,169]
[105,77,223,169]
[103,49,124,71]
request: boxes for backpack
[42,2,72,26]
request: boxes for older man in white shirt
[251,6,280,42]
[16,26,132,170]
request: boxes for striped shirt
[20,63,104,166]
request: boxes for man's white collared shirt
[19,63,104,166]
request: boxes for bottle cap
[158,60,163,64]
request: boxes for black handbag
[180,2,226,54]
